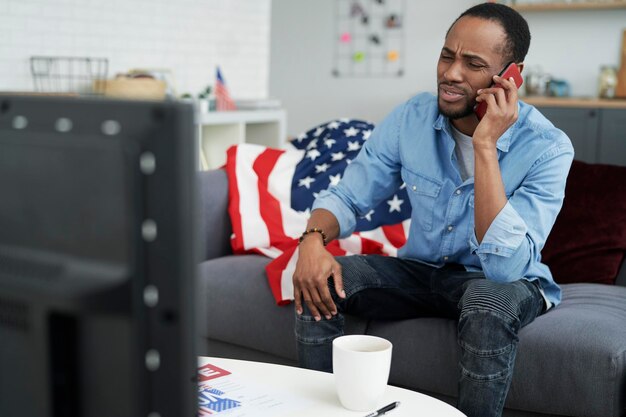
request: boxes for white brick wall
[0,0,271,99]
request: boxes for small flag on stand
[215,67,237,111]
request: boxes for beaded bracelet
[298,227,328,246]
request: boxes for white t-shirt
[450,123,474,182]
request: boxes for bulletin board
[333,0,406,78]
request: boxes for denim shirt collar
[432,102,522,153]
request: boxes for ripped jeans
[294,255,545,417]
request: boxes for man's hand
[473,75,520,149]
[293,235,346,321]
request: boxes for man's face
[437,16,508,120]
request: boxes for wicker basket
[30,56,108,95]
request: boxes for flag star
[362,129,372,140]
[331,151,346,161]
[347,141,361,151]
[324,138,336,148]
[346,158,352,164]
[315,163,331,173]
[313,126,325,137]
[295,132,307,142]
[400,182,406,189]
[306,149,321,161]
[306,138,318,149]
[329,173,341,186]
[344,126,359,137]
[387,194,404,213]
[340,117,350,123]
[298,176,315,189]
[327,121,340,129]
[363,209,375,221]
[312,192,320,199]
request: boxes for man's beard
[437,84,476,119]
[437,94,476,119]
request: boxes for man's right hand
[292,234,346,321]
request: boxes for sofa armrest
[198,169,232,261]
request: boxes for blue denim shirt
[313,93,574,306]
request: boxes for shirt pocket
[401,167,442,231]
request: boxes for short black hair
[447,3,531,63]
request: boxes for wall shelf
[197,109,287,170]
[523,96,626,109]
[511,1,626,12]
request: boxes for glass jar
[598,66,617,99]
[524,66,551,96]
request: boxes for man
[292,3,574,417]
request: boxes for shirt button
[443,256,449,261]
[447,225,454,231]
[455,189,461,195]
[412,185,417,191]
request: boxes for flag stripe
[279,245,300,303]
[267,148,307,239]
[360,236,386,255]
[360,228,395,256]
[265,244,298,305]
[225,146,244,253]
[253,148,290,245]
[382,223,408,248]
[338,234,362,255]
[234,145,270,250]
[327,240,347,257]
[254,246,284,259]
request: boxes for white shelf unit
[197,110,287,170]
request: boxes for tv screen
[0,94,199,417]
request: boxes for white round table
[198,356,465,417]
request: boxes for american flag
[225,119,412,305]
[215,67,237,111]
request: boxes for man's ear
[517,62,525,74]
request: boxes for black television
[0,94,199,417]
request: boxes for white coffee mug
[332,335,393,411]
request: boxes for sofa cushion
[542,160,626,285]
[198,254,369,361]
[367,283,626,417]
[507,283,626,417]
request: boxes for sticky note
[340,32,352,43]
[387,50,399,61]
[353,51,365,62]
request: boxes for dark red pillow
[542,160,626,285]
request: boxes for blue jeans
[294,255,545,417]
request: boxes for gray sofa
[197,168,626,417]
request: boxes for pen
[363,401,401,417]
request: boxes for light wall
[269,0,626,136]
[0,0,271,99]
